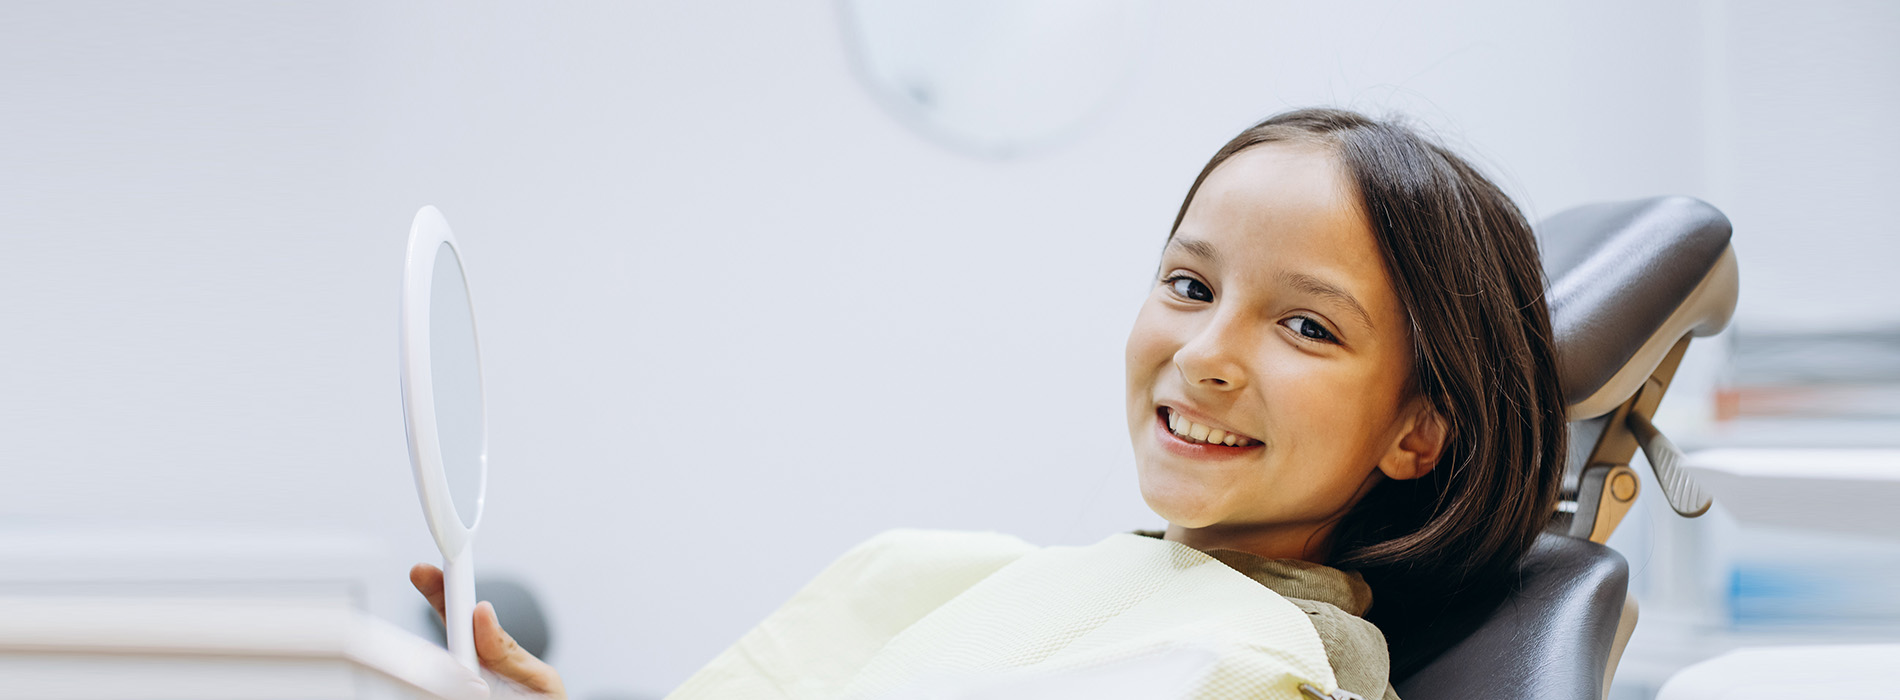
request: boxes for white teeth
[1165,408,1255,447]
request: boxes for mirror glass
[430,242,485,528]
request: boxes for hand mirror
[400,205,488,671]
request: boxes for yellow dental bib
[670,531,1340,700]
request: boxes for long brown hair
[1169,109,1566,616]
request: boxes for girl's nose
[1173,317,1248,391]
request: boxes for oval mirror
[400,206,488,672]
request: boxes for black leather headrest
[1389,534,1630,700]
[1538,197,1737,419]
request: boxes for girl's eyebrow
[1164,237,1220,263]
[1279,271,1373,331]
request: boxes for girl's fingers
[409,563,447,620]
[410,566,566,697]
[473,601,566,698]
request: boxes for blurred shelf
[1686,448,1900,539]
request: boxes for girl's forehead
[1176,145,1380,275]
[1185,144,1364,238]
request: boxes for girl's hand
[410,563,569,699]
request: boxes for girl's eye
[1165,275,1213,302]
[1283,316,1338,343]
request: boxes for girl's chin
[1150,511,1223,530]
[1135,470,1230,529]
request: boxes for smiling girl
[411,108,1567,699]
[1122,108,1566,697]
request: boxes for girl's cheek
[1126,303,1182,369]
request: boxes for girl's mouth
[1159,406,1259,446]
[1154,407,1263,457]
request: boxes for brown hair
[1168,109,1566,618]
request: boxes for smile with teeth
[1162,408,1259,447]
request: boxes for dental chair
[1386,196,1740,700]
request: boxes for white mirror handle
[444,545,478,672]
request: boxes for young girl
[411,108,1567,700]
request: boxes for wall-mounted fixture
[840,0,1150,158]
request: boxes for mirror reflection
[429,241,485,529]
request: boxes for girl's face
[1125,143,1445,559]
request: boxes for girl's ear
[1378,398,1448,481]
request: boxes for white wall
[1705,0,1900,330]
[2,2,1890,697]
